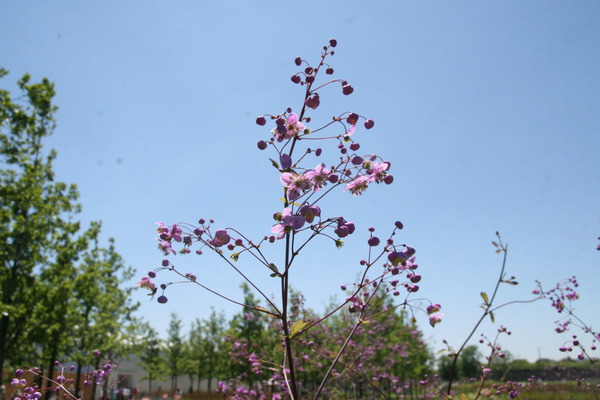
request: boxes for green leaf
[335,239,344,249]
[289,319,309,338]
[269,158,280,169]
[489,311,495,323]
[267,263,281,277]
[480,291,489,305]
[230,252,239,262]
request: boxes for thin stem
[446,244,508,396]
[313,316,363,400]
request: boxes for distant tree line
[138,284,434,399]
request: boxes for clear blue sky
[2,1,599,362]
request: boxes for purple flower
[271,113,305,142]
[426,304,441,314]
[280,172,310,201]
[334,219,356,238]
[209,229,231,247]
[157,222,182,242]
[271,208,306,239]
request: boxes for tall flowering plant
[139,40,441,399]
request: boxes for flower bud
[342,84,354,95]
[157,295,168,304]
[346,113,359,125]
[257,140,268,150]
[368,236,380,247]
[364,119,375,129]
[329,39,337,47]
[351,156,363,165]
[256,116,266,126]
[294,57,302,66]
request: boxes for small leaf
[491,241,499,248]
[495,249,502,253]
[230,252,239,262]
[437,348,447,355]
[255,306,273,316]
[269,272,278,278]
[480,291,489,304]
[335,239,344,249]
[290,319,309,338]
[504,280,518,285]
[269,158,280,169]
[267,263,281,277]
[489,311,495,323]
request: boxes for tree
[0,70,138,387]
[187,309,227,392]
[166,314,185,396]
[0,69,83,377]
[136,325,167,396]
[70,233,138,398]
[459,345,482,380]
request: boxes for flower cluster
[10,351,109,400]
[140,39,441,400]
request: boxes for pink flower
[137,276,156,291]
[429,313,443,327]
[299,204,321,223]
[305,164,330,190]
[344,175,370,196]
[345,125,356,137]
[367,161,391,183]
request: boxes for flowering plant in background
[436,235,599,399]
[10,351,110,400]
[139,40,441,399]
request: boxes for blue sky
[2,1,599,362]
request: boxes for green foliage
[186,309,227,392]
[0,69,138,380]
[458,345,482,379]
[166,313,185,394]
[135,325,167,394]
